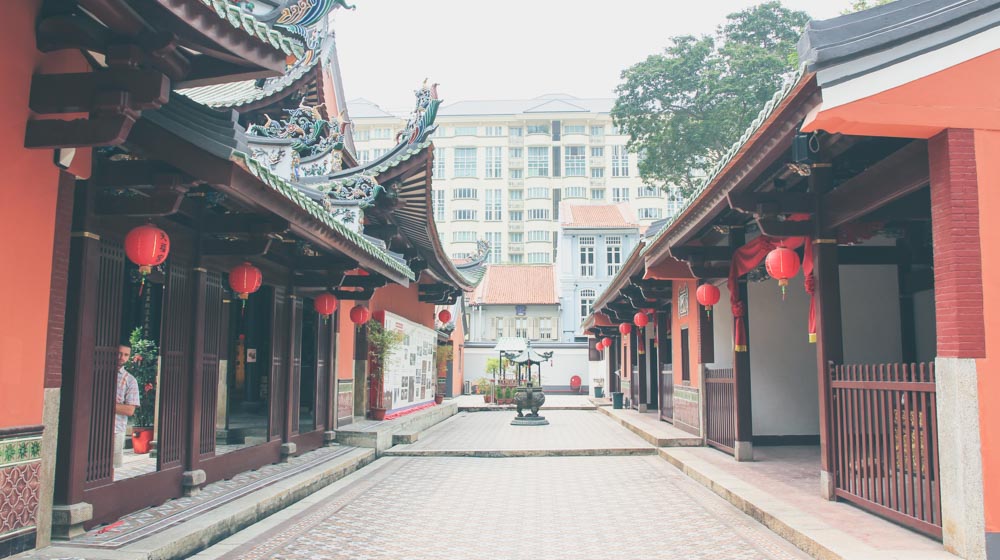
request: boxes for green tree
[612,2,810,197]
[128,328,159,427]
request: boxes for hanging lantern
[125,224,170,295]
[696,283,721,316]
[765,246,801,300]
[594,340,603,351]
[228,262,262,310]
[619,323,632,336]
[633,312,649,328]
[349,304,371,325]
[602,337,612,348]
[314,292,338,321]
[438,309,452,324]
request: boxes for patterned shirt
[116,367,141,434]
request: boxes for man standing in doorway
[115,344,141,469]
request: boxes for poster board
[381,311,437,413]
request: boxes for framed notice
[678,284,689,317]
[381,311,437,413]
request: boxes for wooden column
[637,325,648,412]
[283,291,300,443]
[730,226,754,461]
[184,209,207,474]
[326,310,338,430]
[811,156,843,500]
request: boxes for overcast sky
[333,0,856,112]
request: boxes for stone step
[381,447,658,458]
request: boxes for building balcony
[589,156,605,166]
[508,136,524,146]
[508,179,524,188]
[508,158,524,168]
[509,243,524,252]
[590,177,606,186]
[509,200,524,210]
[509,223,524,232]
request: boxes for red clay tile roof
[473,265,558,305]
[560,202,639,228]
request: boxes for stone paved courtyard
[194,410,809,560]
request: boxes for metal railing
[705,367,735,453]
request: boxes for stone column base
[182,470,206,497]
[734,440,753,462]
[819,469,835,500]
[323,431,337,447]
[638,403,648,413]
[51,503,92,540]
[279,443,297,462]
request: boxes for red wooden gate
[660,365,674,422]
[829,362,941,538]
[705,367,735,453]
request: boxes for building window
[579,236,595,277]
[509,189,523,201]
[563,125,586,135]
[527,230,550,242]
[453,187,478,200]
[666,196,684,218]
[509,210,523,221]
[454,147,477,177]
[580,289,596,321]
[509,232,523,243]
[591,188,605,200]
[510,168,523,179]
[453,231,477,242]
[515,317,528,338]
[485,147,503,178]
[485,231,502,264]
[509,253,524,263]
[432,190,445,222]
[591,146,604,157]
[606,236,622,276]
[527,252,550,264]
[527,147,549,177]
[591,167,605,178]
[433,149,446,179]
[495,318,504,339]
[485,126,504,136]
[509,147,523,159]
[638,185,659,198]
[451,252,470,259]
[527,123,550,135]
[564,186,586,199]
[610,125,622,135]
[354,129,370,141]
[564,146,586,177]
[612,145,629,177]
[372,148,389,159]
[454,126,477,136]
[485,189,502,221]
[453,209,477,221]
[590,126,604,137]
[638,207,663,220]
[527,209,550,220]
[509,127,523,137]
[357,150,371,164]
[372,127,393,139]
[612,187,630,203]
[539,317,554,339]
[526,187,550,199]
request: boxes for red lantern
[349,304,370,325]
[619,323,632,335]
[765,246,801,299]
[633,312,649,328]
[314,293,338,319]
[229,262,262,300]
[125,224,170,274]
[438,309,452,324]
[602,337,612,348]
[696,283,721,316]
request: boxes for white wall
[463,345,591,391]
[839,265,903,364]
[747,278,819,437]
[706,282,734,370]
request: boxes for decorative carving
[0,434,42,537]
[248,102,345,158]
[251,148,286,171]
[396,79,441,145]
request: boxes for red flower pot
[435,394,444,405]
[484,395,492,404]
[131,427,154,454]
[371,407,386,421]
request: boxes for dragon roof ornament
[248,101,348,158]
[397,79,442,145]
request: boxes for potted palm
[127,328,158,453]
[434,345,452,404]
[477,378,491,403]
[367,320,404,421]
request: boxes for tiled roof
[199,0,304,59]
[473,265,558,305]
[560,203,639,229]
[347,98,399,118]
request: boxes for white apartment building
[348,94,683,264]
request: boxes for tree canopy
[611,2,810,198]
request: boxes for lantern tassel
[138,275,145,297]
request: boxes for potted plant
[593,376,605,399]
[477,378,491,403]
[127,327,158,454]
[367,320,404,421]
[434,345,452,404]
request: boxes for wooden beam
[29,69,169,114]
[822,140,929,230]
[201,215,290,236]
[670,246,732,262]
[688,263,730,279]
[93,160,188,188]
[728,191,815,216]
[755,217,814,237]
[25,113,136,149]
[201,236,272,256]
[290,255,355,271]
[94,186,188,216]
[362,224,398,239]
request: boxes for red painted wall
[335,308,356,381]
[0,2,88,428]
[672,280,702,387]
[369,282,434,329]
[975,129,1000,533]
[449,307,465,396]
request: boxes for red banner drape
[727,235,815,351]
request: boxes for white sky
[334,0,857,112]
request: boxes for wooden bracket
[755,217,814,237]
[728,191,815,216]
[201,236,272,257]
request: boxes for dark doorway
[680,327,690,383]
